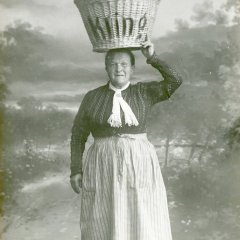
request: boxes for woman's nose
[115,63,123,71]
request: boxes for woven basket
[74,0,161,52]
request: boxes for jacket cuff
[146,51,159,65]
[70,167,83,178]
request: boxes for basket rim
[75,0,161,3]
[93,46,142,53]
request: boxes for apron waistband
[94,133,147,141]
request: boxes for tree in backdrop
[4,96,73,148]
[0,20,104,84]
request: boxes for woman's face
[106,52,134,88]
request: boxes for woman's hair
[105,48,135,67]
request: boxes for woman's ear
[131,65,135,73]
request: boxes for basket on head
[74,0,161,52]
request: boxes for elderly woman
[70,40,182,240]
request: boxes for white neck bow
[107,82,139,128]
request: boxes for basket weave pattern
[75,0,160,52]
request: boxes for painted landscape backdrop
[0,0,240,240]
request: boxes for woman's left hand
[141,38,155,59]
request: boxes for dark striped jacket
[70,53,183,177]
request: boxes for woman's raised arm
[141,40,183,105]
[147,52,183,98]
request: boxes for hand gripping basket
[74,0,161,52]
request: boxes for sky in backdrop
[0,0,227,42]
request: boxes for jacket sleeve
[70,93,91,177]
[141,52,183,105]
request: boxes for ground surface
[3,174,82,240]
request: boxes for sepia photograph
[0,0,240,240]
